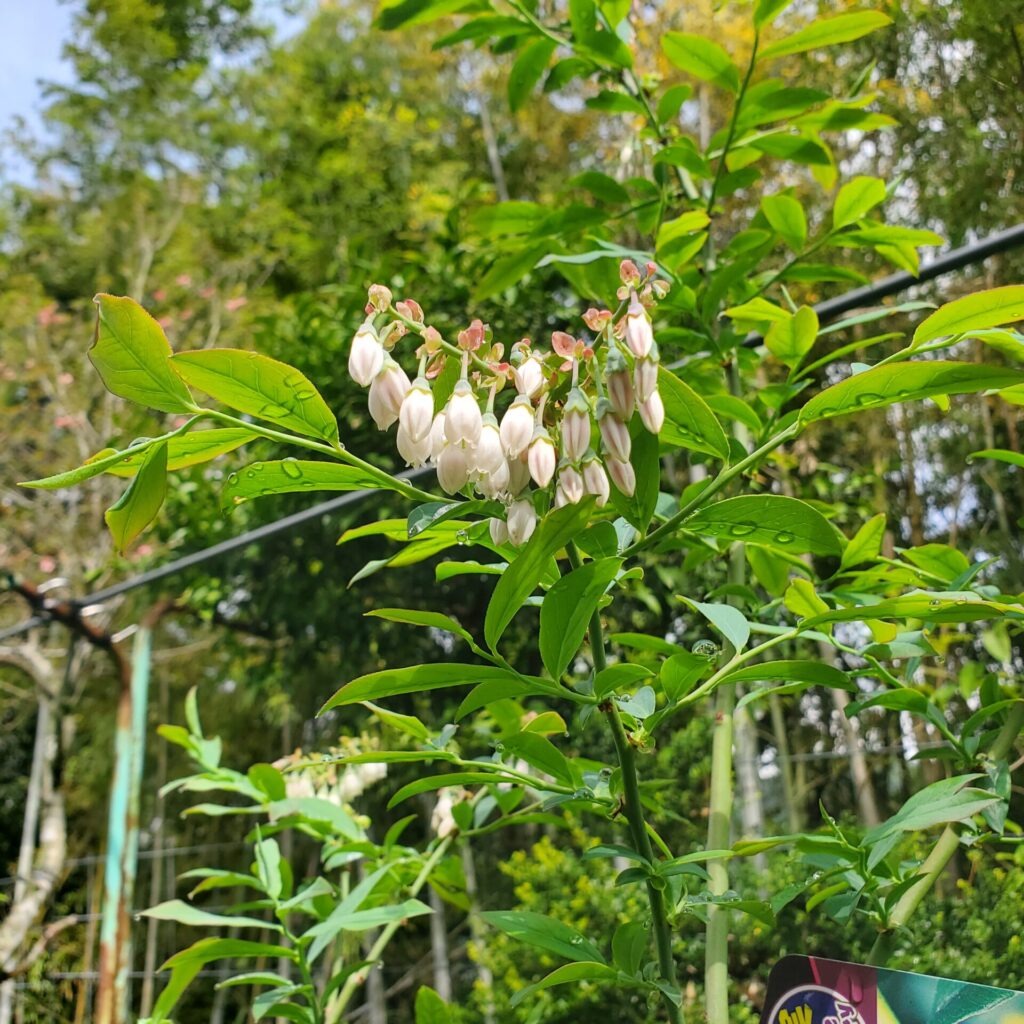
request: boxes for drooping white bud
[507,498,537,547]
[436,443,471,494]
[558,464,585,505]
[507,454,531,496]
[638,390,665,435]
[561,387,591,462]
[624,299,654,358]
[474,415,505,475]
[428,413,447,461]
[634,355,658,403]
[582,455,610,508]
[527,428,556,488]
[607,456,636,497]
[445,379,483,446]
[597,399,631,462]
[489,517,509,546]
[368,358,409,430]
[476,457,510,499]
[398,377,434,443]
[513,353,545,399]
[397,423,432,467]
[348,323,385,387]
[499,395,535,458]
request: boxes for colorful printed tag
[760,955,1024,1024]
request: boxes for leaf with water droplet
[171,348,340,444]
[220,459,393,511]
[684,494,842,557]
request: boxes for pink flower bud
[634,355,658,403]
[348,324,384,387]
[445,380,483,445]
[474,416,505,474]
[624,301,654,358]
[607,456,636,497]
[582,456,610,508]
[527,428,556,488]
[399,377,434,442]
[367,283,393,311]
[561,388,591,462]
[489,517,509,546]
[397,297,423,322]
[368,359,409,430]
[500,395,534,458]
[619,259,641,286]
[429,413,447,461]
[477,457,510,499]
[607,368,635,421]
[638,390,665,435]
[598,400,631,462]
[512,354,545,399]
[582,307,612,332]
[507,454,531,496]
[558,464,585,505]
[507,498,537,547]
[397,423,431,467]
[436,443,471,494]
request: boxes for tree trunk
[768,694,802,833]
[461,845,495,1024]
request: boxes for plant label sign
[760,955,1024,1024]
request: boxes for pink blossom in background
[225,296,248,312]
[153,288,167,301]
[58,372,74,386]
[175,274,192,287]
[39,555,56,574]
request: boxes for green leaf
[387,772,507,809]
[473,243,548,302]
[802,592,1018,630]
[21,442,161,490]
[510,962,621,1007]
[104,441,168,553]
[503,732,574,785]
[89,294,195,413]
[759,11,893,60]
[658,367,731,460]
[366,608,475,646]
[833,175,886,229]
[255,837,283,900]
[509,38,557,111]
[221,459,392,510]
[107,428,255,477]
[611,921,649,976]
[840,512,887,570]
[540,557,623,678]
[660,651,709,702]
[170,349,339,444]
[594,664,655,699]
[415,986,453,1024]
[681,599,750,652]
[662,32,740,92]
[912,286,1024,347]
[684,495,842,557]
[267,797,361,838]
[969,448,1024,469]
[761,194,807,251]
[721,660,850,688]
[484,501,594,651]
[722,297,790,325]
[864,775,999,846]
[376,0,474,30]
[656,210,711,252]
[142,900,275,931]
[481,910,605,964]
[656,84,692,124]
[784,578,829,620]
[754,0,794,27]
[309,899,432,932]
[320,664,539,713]
[801,361,1024,424]
[765,306,818,369]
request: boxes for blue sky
[1,0,74,139]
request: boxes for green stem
[565,544,682,1023]
[329,836,453,1018]
[867,702,1024,965]
[387,305,493,375]
[201,408,439,503]
[706,34,759,217]
[624,422,799,556]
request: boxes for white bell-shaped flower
[624,299,654,358]
[500,395,535,458]
[489,517,509,546]
[527,428,557,488]
[436,443,471,494]
[607,456,636,497]
[397,423,432,467]
[474,415,505,475]
[634,355,658,403]
[582,455,610,508]
[513,353,545,399]
[398,377,434,443]
[348,323,384,387]
[597,399,631,462]
[507,498,537,547]
[558,464,585,504]
[368,358,409,430]
[428,413,447,462]
[638,390,665,435]
[560,388,592,463]
[445,380,483,446]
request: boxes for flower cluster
[348,264,668,545]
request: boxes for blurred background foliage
[1,0,1023,1020]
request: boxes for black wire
[3,223,1023,642]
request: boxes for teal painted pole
[96,622,153,1024]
